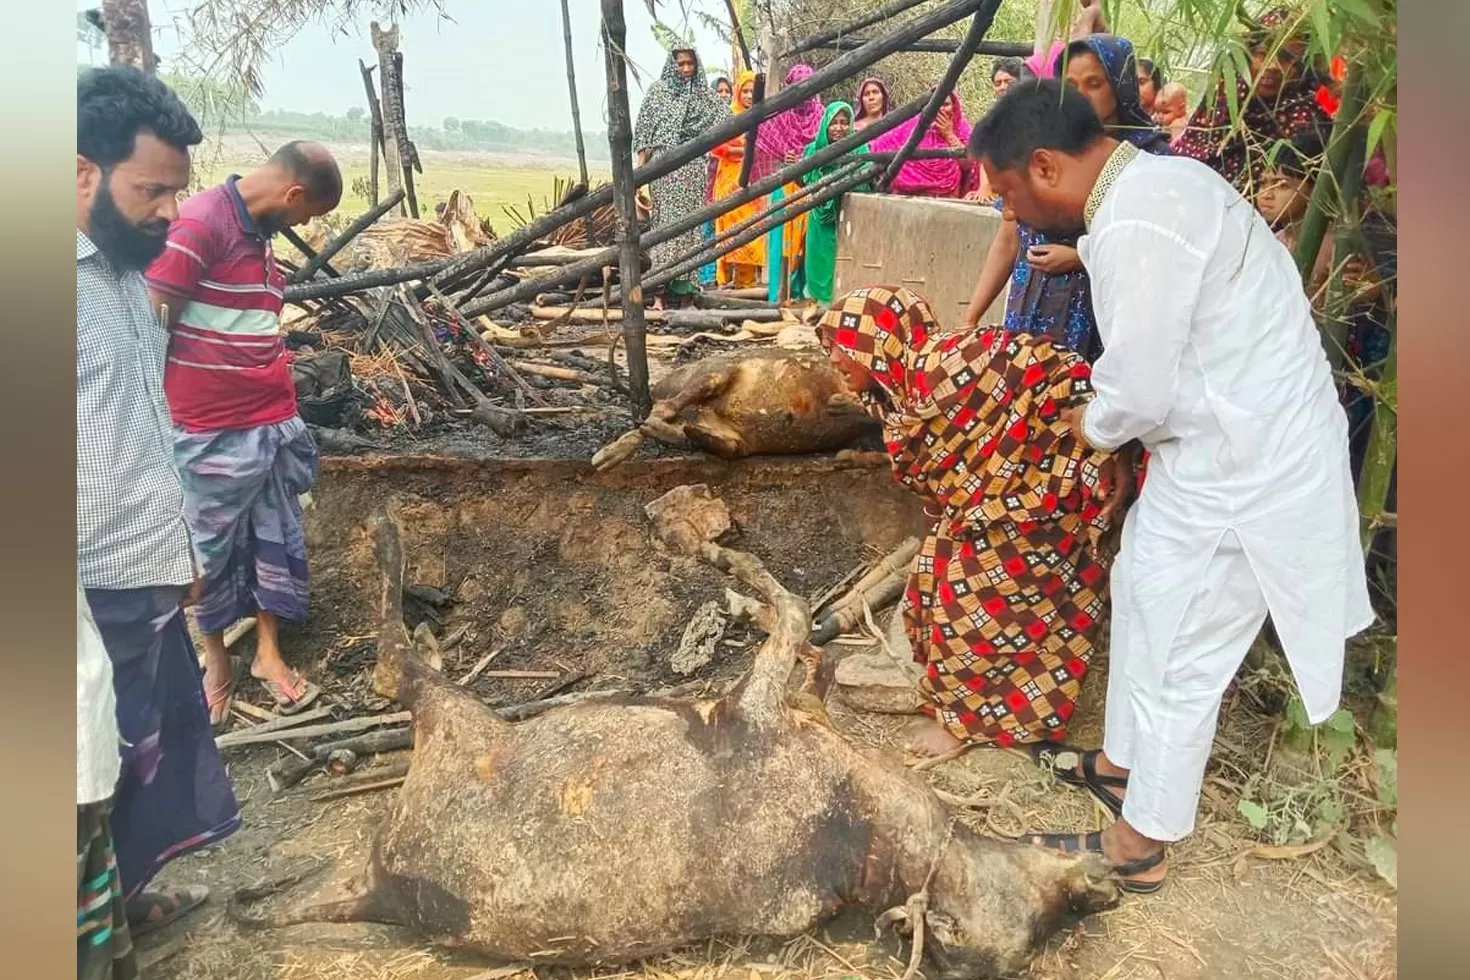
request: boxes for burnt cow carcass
[234,489,1117,978]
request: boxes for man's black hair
[1139,57,1165,90]
[992,57,1026,82]
[78,65,202,168]
[967,78,1105,171]
[269,140,344,207]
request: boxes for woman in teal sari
[800,102,869,305]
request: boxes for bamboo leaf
[1331,0,1382,27]
[1365,109,1393,161]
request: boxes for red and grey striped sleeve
[146,218,214,299]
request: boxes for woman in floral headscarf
[634,47,730,306]
[817,286,1128,753]
[963,36,1172,359]
[709,71,769,288]
[1173,6,1331,191]
[758,63,826,301]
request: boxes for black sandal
[1031,745,1128,818]
[1024,831,1166,895]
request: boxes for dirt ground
[141,453,1397,980]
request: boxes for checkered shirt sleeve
[76,231,196,589]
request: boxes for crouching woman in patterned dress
[816,286,1134,755]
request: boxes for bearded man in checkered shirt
[77,66,240,954]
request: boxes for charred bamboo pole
[779,0,934,59]
[601,0,652,415]
[428,0,988,289]
[359,60,386,207]
[559,0,592,246]
[878,0,1001,192]
[794,37,1033,56]
[646,163,880,290]
[371,23,406,211]
[455,96,926,318]
[278,228,342,279]
[860,148,967,161]
[392,49,422,220]
[289,190,407,284]
[738,73,767,189]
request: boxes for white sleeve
[1080,212,1212,451]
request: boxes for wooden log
[878,1,1002,192]
[601,0,652,415]
[309,768,410,803]
[528,305,786,326]
[560,0,590,190]
[738,71,766,190]
[217,711,411,749]
[289,190,407,284]
[212,705,333,748]
[508,361,603,386]
[391,49,422,219]
[428,0,986,292]
[778,0,932,59]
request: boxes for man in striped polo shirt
[147,141,342,723]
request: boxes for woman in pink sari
[867,89,978,198]
[756,63,827,299]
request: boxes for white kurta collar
[1084,140,1140,231]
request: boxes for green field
[195,144,611,237]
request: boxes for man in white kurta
[971,80,1373,888]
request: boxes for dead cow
[592,348,877,470]
[233,489,1117,978]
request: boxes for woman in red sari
[817,287,1130,754]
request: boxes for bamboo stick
[289,190,407,284]
[779,0,932,58]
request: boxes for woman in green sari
[800,102,869,305]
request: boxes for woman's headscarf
[752,63,825,180]
[1172,7,1330,189]
[633,49,730,153]
[817,286,1110,529]
[801,101,865,223]
[1057,35,1173,154]
[728,69,757,114]
[866,90,976,196]
[853,77,891,127]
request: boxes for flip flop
[258,669,322,715]
[204,660,239,732]
[126,884,210,938]
[1023,830,1167,895]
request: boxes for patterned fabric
[866,90,976,197]
[1172,7,1330,190]
[146,177,299,433]
[817,287,1116,745]
[634,50,730,291]
[753,63,825,182]
[1085,141,1141,228]
[77,231,196,590]
[711,70,768,285]
[86,586,241,899]
[174,415,319,634]
[77,802,137,980]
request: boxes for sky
[77,1,732,131]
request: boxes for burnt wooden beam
[779,0,935,59]
[601,0,651,415]
[794,37,1033,57]
[737,72,766,190]
[426,0,989,291]
[878,0,1002,192]
[288,190,406,284]
[455,94,927,319]
[358,59,386,207]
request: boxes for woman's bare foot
[906,719,965,757]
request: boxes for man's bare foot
[906,719,965,757]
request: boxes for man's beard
[89,177,170,271]
[255,211,287,238]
